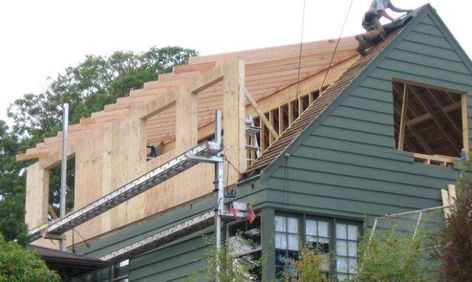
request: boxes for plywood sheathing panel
[223,59,247,183]
[73,125,111,240]
[25,162,49,228]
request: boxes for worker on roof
[356,0,411,55]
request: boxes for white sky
[0,0,470,122]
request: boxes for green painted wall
[263,6,472,226]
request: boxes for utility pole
[59,103,69,251]
[214,111,224,280]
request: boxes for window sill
[413,153,459,168]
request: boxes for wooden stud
[175,87,198,151]
[407,102,461,127]
[223,58,246,184]
[25,163,50,229]
[393,105,422,153]
[441,188,451,218]
[298,96,303,116]
[269,111,274,144]
[260,123,266,152]
[288,101,294,125]
[278,107,283,136]
[398,83,409,150]
[448,184,457,203]
[244,88,279,139]
[462,94,470,155]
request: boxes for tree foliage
[352,226,436,282]
[0,235,60,281]
[187,236,261,282]
[0,121,27,244]
[0,46,197,241]
[290,245,327,282]
[434,167,472,281]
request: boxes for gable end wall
[264,6,471,225]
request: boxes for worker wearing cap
[356,0,411,54]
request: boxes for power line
[319,0,355,93]
[223,154,243,176]
[295,0,307,100]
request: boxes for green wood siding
[264,7,472,227]
[130,231,210,281]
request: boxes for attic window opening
[392,81,468,167]
[48,157,75,220]
[144,104,176,161]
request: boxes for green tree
[0,235,60,281]
[0,121,27,244]
[1,46,197,240]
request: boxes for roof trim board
[427,8,472,76]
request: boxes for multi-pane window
[336,223,359,280]
[306,219,330,253]
[305,219,331,274]
[274,214,360,281]
[275,216,299,279]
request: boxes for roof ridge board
[189,37,357,64]
[244,54,357,78]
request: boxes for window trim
[275,211,362,281]
[392,78,470,161]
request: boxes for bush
[292,245,327,282]
[0,235,60,282]
[352,226,436,282]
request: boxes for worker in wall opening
[355,0,412,55]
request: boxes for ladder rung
[245,126,261,136]
[246,145,260,151]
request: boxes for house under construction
[19,4,472,281]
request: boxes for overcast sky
[0,0,470,121]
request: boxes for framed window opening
[392,80,469,167]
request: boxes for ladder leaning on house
[245,115,261,165]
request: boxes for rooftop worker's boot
[355,34,372,56]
